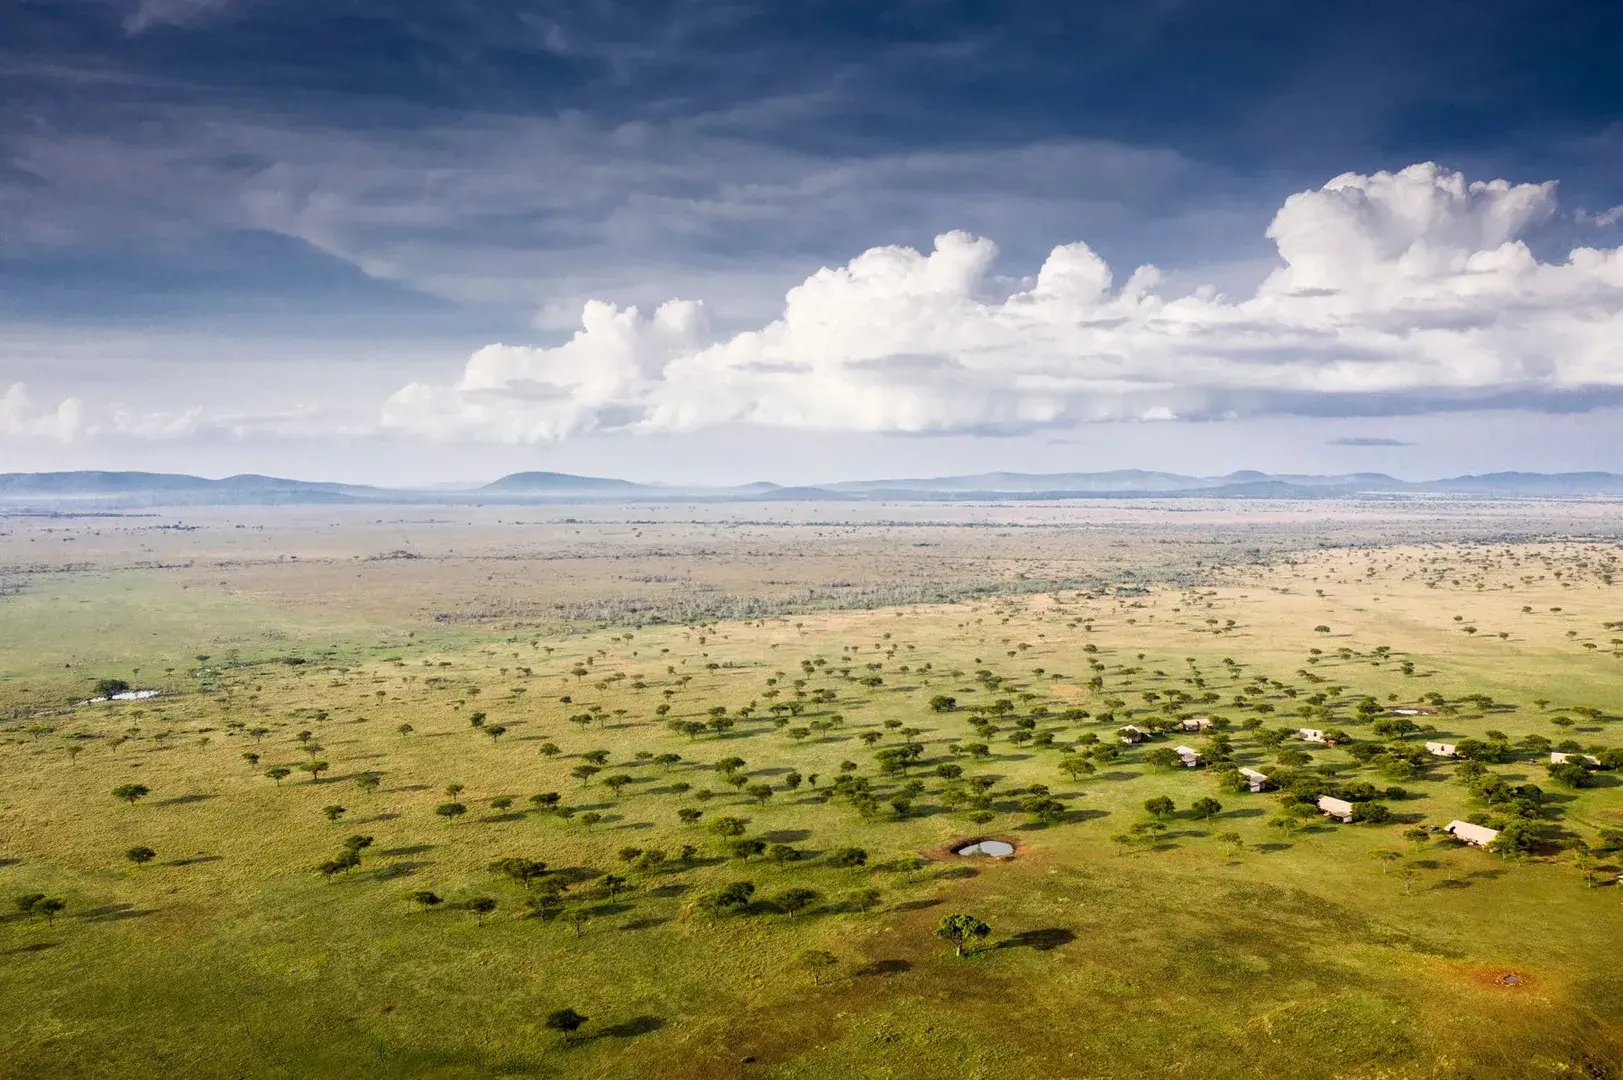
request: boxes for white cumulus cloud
[381,161,1620,442]
[0,384,85,442]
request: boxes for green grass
[1,542,1620,1078]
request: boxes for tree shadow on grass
[934,865,979,881]
[78,904,155,923]
[379,844,434,858]
[373,861,430,881]
[594,1016,666,1040]
[2,941,57,955]
[852,959,911,978]
[1223,807,1265,819]
[887,896,942,914]
[1253,842,1293,853]
[995,927,1075,952]
[386,784,430,794]
[162,854,223,867]
[644,883,690,899]
[554,865,607,886]
[760,828,812,844]
[154,793,217,807]
[618,917,670,932]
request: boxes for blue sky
[3,0,1622,484]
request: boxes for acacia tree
[112,784,150,805]
[935,912,991,957]
[1143,796,1175,820]
[125,846,157,867]
[798,948,839,985]
[37,897,66,927]
[545,1008,588,1045]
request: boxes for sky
[3,0,1623,485]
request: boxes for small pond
[955,839,1014,857]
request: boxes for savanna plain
[1,498,1620,1079]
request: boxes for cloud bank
[381,164,1623,444]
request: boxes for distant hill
[481,471,646,493]
[0,471,381,504]
[1412,471,1623,495]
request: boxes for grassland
[1,505,1620,1079]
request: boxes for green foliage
[934,912,992,957]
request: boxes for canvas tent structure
[1173,745,1201,767]
[1317,795,1355,823]
[1444,820,1499,848]
[1238,767,1271,792]
[1426,741,1459,758]
[1299,728,1327,744]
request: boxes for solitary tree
[409,890,443,911]
[545,1008,589,1045]
[112,784,151,806]
[935,912,991,957]
[798,948,839,985]
[436,802,468,822]
[323,804,348,823]
[125,845,157,867]
[265,766,292,786]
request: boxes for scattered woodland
[1,504,1620,1078]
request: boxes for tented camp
[1317,795,1355,823]
[1173,745,1201,767]
[1120,725,1151,744]
[1238,767,1271,792]
[1299,728,1327,744]
[1550,751,1602,766]
[1179,717,1214,732]
[1426,741,1459,758]
[1445,820,1499,848]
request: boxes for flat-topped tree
[112,784,150,805]
[545,1008,588,1045]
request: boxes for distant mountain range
[4,468,1623,508]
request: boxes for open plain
[2,498,1621,1079]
